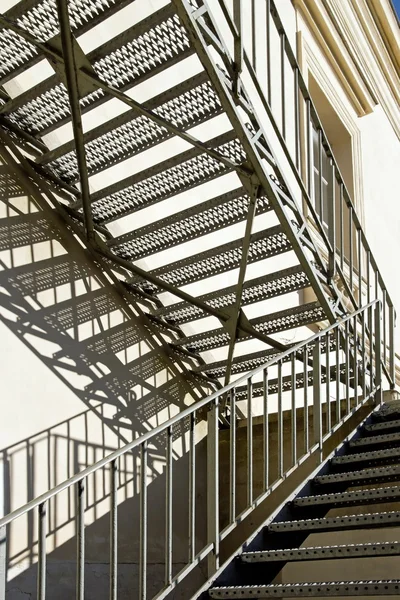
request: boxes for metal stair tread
[241,541,400,562]
[365,419,400,432]
[293,485,400,507]
[155,266,309,325]
[171,301,325,352]
[349,431,400,447]
[268,510,400,532]
[315,464,400,485]
[209,581,400,598]
[332,447,400,465]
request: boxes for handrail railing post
[313,338,323,463]
[0,526,6,600]
[389,303,396,389]
[375,303,382,405]
[207,397,219,576]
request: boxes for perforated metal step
[156,266,309,325]
[209,581,400,597]
[0,0,134,85]
[109,188,271,261]
[332,447,400,467]
[349,432,400,448]
[241,542,400,563]
[91,131,243,223]
[42,73,223,183]
[269,511,400,533]
[315,464,400,486]
[365,419,400,433]
[172,302,325,353]
[293,486,400,508]
[4,5,194,136]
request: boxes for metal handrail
[0,299,379,529]
[0,300,386,600]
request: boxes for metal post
[353,316,359,405]
[110,460,118,600]
[266,0,271,105]
[37,502,46,600]
[189,412,196,562]
[325,332,331,431]
[233,0,243,95]
[76,480,85,600]
[280,33,286,140]
[303,347,309,453]
[0,526,6,600]
[291,354,297,466]
[328,160,336,279]
[335,326,341,423]
[389,304,396,389]
[247,379,253,507]
[165,426,173,586]
[345,320,350,414]
[207,398,219,576]
[277,361,284,478]
[230,389,236,523]
[313,339,323,463]
[375,303,383,405]
[294,67,300,170]
[139,443,147,600]
[263,369,269,490]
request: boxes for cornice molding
[293,0,400,138]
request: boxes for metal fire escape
[0,0,398,598]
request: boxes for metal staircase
[209,406,400,598]
[0,0,398,598]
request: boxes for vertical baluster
[353,316,359,405]
[366,251,371,304]
[110,460,117,600]
[358,229,362,308]
[233,0,243,95]
[76,479,85,600]
[383,289,387,368]
[328,160,336,278]
[291,354,296,466]
[207,397,219,575]
[339,183,344,271]
[369,305,374,393]
[251,0,257,71]
[335,326,341,423]
[263,370,269,490]
[345,320,350,414]
[266,0,271,105]
[375,303,383,405]
[294,68,300,170]
[303,347,309,453]
[318,129,323,220]
[349,207,354,292]
[389,304,395,388]
[326,332,331,432]
[247,379,253,507]
[0,526,6,600]
[278,361,283,478]
[165,426,173,586]
[37,502,46,600]
[139,443,147,600]
[230,390,236,524]
[189,412,196,563]
[306,99,313,199]
[313,339,323,463]
[280,33,286,139]
[362,310,367,399]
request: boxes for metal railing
[0,301,387,600]
[195,0,396,386]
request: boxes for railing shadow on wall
[0,161,211,596]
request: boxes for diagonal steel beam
[223,182,259,385]
[0,13,252,181]
[55,0,94,241]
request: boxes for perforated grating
[92,135,245,223]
